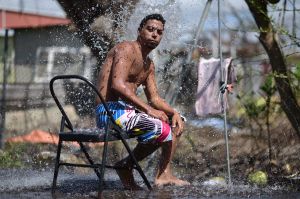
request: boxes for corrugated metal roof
[0,0,66,18]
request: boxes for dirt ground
[2,105,300,188]
[4,118,300,183]
[174,119,300,184]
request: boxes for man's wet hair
[138,14,166,31]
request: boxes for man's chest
[128,61,151,84]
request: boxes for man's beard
[146,41,159,49]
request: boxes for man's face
[138,19,164,49]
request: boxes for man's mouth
[148,40,158,45]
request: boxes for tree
[245,0,300,136]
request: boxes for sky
[160,0,298,47]
[0,0,65,17]
[0,0,297,31]
[0,0,298,48]
[123,0,255,50]
[179,0,249,27]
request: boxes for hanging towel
[195,57,236,117]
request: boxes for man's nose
[152,31,158,38]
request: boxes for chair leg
[98,139,109,196]
[79,142,102,179]
[120,137,152,190]
[52,139,62,194]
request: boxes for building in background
[0,0,95,110]
[0,0,95,83]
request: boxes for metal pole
[170,0,212,105]
[218,0,231,185]
[280,0,287,28]
[292,0,296,38]
[186,0,213,64]
[0,29,9,149]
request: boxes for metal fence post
[0,29,9,149]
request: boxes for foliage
[0,142,54,168]
[237,94,265,133]
[0,143,27,168]
[241,96,266,120]
[237,73,278,133]
[260,74,276,97]
[290,63,300,96]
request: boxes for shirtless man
[95,14,190,189]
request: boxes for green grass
[0,143,28,168]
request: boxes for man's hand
[171,112,184,137]
[147,108,169,122]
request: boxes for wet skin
[96,19,190,189]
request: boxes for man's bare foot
[154,175,190,187]
[115,161,143,190]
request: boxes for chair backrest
[49,75,116,131]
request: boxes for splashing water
[3,1,300,199]
[104,0,190,103]
[1,168,299,199]
[124,0,182,51]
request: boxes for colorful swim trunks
[95,101,172,143]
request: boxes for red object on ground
[6,130,104,147]
[6,130,60,144]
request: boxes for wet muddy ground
[2,119,300,198]
[1,168,299,199]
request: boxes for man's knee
[157,121,172,142]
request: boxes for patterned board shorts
[95,101,172,143]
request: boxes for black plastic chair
[49,75,152,196]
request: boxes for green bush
[0,143,27,168]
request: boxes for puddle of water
[1,168,299,199]
[1,186,299,199]
[187,117,233,131]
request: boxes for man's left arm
[144,64,184,136]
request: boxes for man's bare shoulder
[114,41,136,53]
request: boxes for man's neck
[136,39,152,57]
